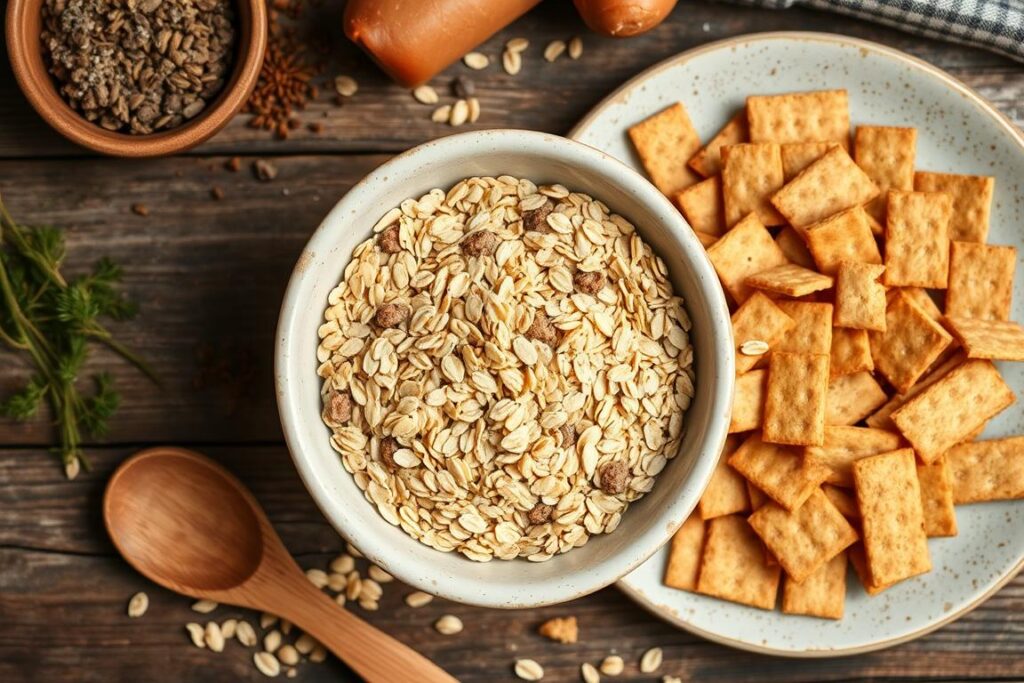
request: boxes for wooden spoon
[103,446,457,682]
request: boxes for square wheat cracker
[688,111,748,178]
[695,515,781,609]
[884,191,952,288]
[870,291,953,394]
[914,171,994,243]
[707,213,790,304]
[694,231,718,248]
[747,90,850,149]
[917,456,957,537]
[730,292,795,374]
[748,489,858,582]
[803,207,882,276]
[775,227,815,268]
[834,261,887,331]
[675,175,725,236]
[823,485,860,520]
[806,426,903,487]
[897,287,943,321]
[771,147,879,229]
[830,327,874,377]
[848,544,892,595]
[781,550,848,620]
[854,126,917,223]
[627,103,702,196]
[853,449,931,586]
[699,436,749,519]
[946,317,1024,361]
[948,437,1024,503]
[746,264,833,298]
[891,359,1015,463]
[775,301,833,356]
[731,369,767,433]
[663,514,706,591]
[764,352,829,446]
[781,142,839,182]
[721,143,786,226]
[728,433,831,510]
[747,480,769,510]
[866,352,966,430]
[946,241,1016,320]
[825,371,888,426]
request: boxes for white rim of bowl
[275,129,735,608]
[570,30,1024,655]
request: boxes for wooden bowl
[6,0,267,157]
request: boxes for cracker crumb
[538,616,578,644]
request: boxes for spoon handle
[269,578,458,683]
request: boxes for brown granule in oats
[378,223,402,254]
[527,503,553,525]
[461,230,500,256]
[374,303,409,328]
[380,437,399,471]
[598,461,629,494]
[325,391,351,423]
[522,201,553,232]
[574,271,606,295]
[525,310,558,346]
[560,425,577,449]
[538,616,578,644]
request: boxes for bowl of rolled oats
[276,130,734,608]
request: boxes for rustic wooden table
[2,2,1023,681]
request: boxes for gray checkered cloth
[732,0,1024,63]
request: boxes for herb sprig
[0,198,157,477]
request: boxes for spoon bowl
[104,447,456,683]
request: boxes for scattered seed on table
[185,623,206,648]
[254,651,281,677]
[544,40,566,62]
[640,647,663,673]
[358,598,380,611]
[225,156,241,172]
[468,97,481,123]
[503,49,522,75]
[131,203,149,217]
[64,458,80,480]
[211,186,224,200]
[305,568,329,588]
[569,35,584,60]
[432,104,452,123]
[277,644,300,666]
[253,159,278,181]
[334,75,358,97]
[506,37,529,53]
[600,656,624,676]
[368,565,393,583]
[308,121,324,134]
[280,619,293,635]
[295,633,317,655]
[663,676,683,683]
[450,99,469,126]
[263,629,282,653]
[452,75,475,98]
[309,645,327,663]
[581,662,601,683]
[335,593,347,607]
[236,620,258,647]
[405,591,433,608]
[514,659,544,681]
[220,619,237,639]
[434,614,463,635]
[127,592,148,618]
[330,554,355,574]
[327,572,346,592]
[205,621,225,652]
[413,85,439,104]
[463,51,489,69]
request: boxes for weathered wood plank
[0,1,1020,158]
[1,447,1022,682]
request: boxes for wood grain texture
[2,1,1024,680]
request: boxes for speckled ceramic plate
[570,31,1024,656]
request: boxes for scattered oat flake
[127,592,148,618]
[538,616,578,644]
[413,85,439,105]
[739,340,770,355]
[640,647,663,673]
[600,656,624,676]
[334,75,358,97]
[191,599,218,613]
[463,52,489,70]
[569,36,583,60]
[544,40,566,62]
[254,651,281,677]
[405,591,433,608]
[514,659,544,681]
[434,614,463,635]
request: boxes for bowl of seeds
[6,0,267,156]
[276,129,735,608]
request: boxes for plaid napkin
[732,0,1024,63]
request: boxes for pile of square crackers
[628,89,1023,619]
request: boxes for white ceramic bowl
[275,129,734,608]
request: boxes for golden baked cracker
[883,191,952,288]
[675,175,725,236]
[898,287,943,321]
[781,142,840,182]
[746,264,834,298]
[891,359,1016,463]
[707,213,790,304]
[763,352,829,446]
[781,550,848,620]
[848,543,892,595]
[695,515,781,610]
[747,480,769,510]
[866,352,966,430]
[699,436,749,519]
[946,317,1024,361]
[825,371,888,426]
[748,489,858,582]
[730,291,796,374]
[663,514,706,591]
[730,369,767,434]
[688,111,748,178]
[917,456,958,538]
[806,426,903,487]
[854,449,931,586]
[747,90,850,149]
[946,241,1016,320]
[721,143,786,227]
[823,485,860,520]
[870,291,953,394]
[854,126,917,223]
[834,261,887,331]
[863,211,885,237]
[914,171,995,243]
[948,437,1024,503]
[803,206,882,276]
[771,147,879,229]
[728,433,831,510]
[694,230,718,248]
[628,103,703,197]
[775,227,815,269]
[829,327,874,377]
[775,301,833,356]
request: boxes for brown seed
[522,201,552,232]
[226,156,241,172]
[253,159,278,181]
[131,203,149,217]
[374,303,410,328]
[527,503,553,525]
[308,121,324,134]
[378,223,402,253]
[211,186,225,200]
[599,461,629,494]
[573,271,606,295]
[525,311,558,346]
[452,75,475,98]
[560,425,577,449]
[380,437,399,471]
[461,230,499,256]
[326,391,352,423]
